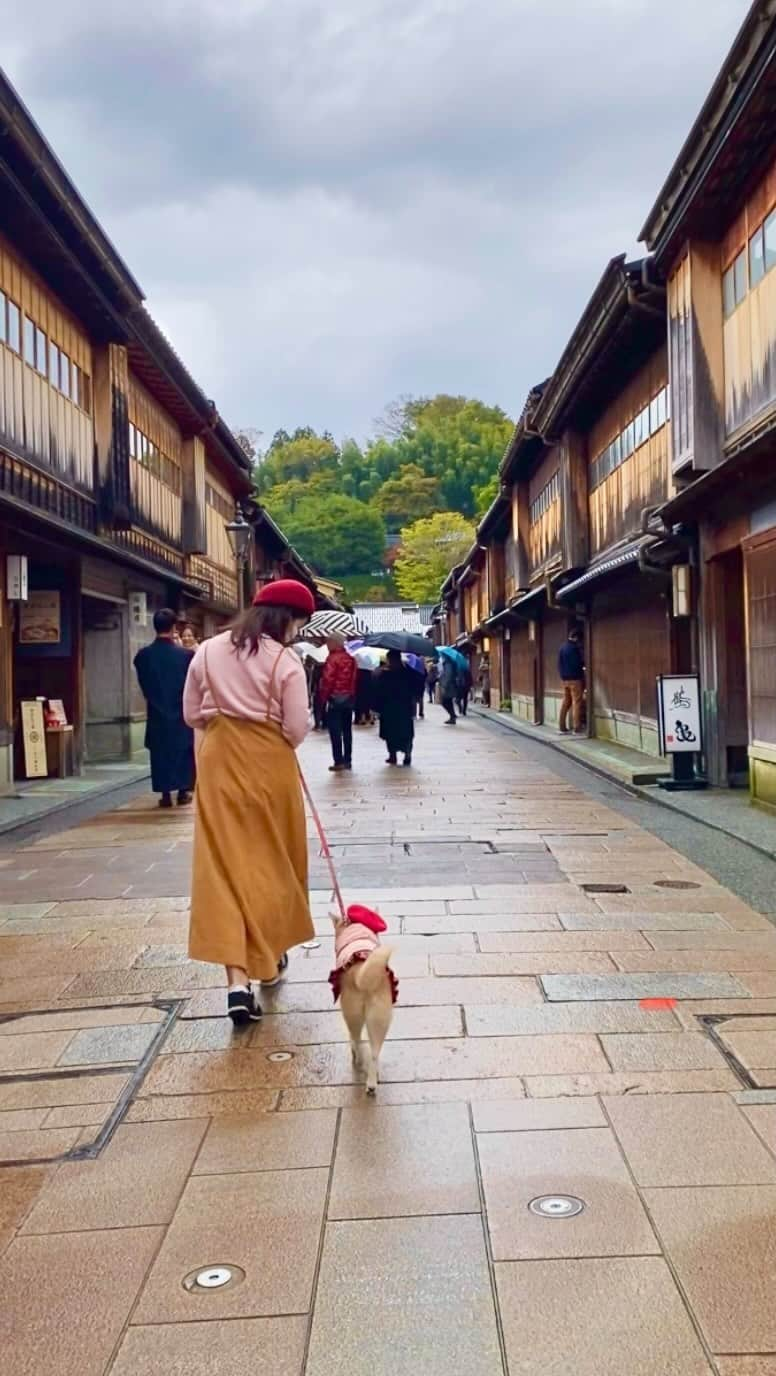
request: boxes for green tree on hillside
[394,511,475,602]
[269,491,385,577]
[255,428,340,492]
[373,464,440,529]
[363,395,512,517]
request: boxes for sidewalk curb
[0,769,151,838]
[471,705,776,865]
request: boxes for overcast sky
[4,0,745,446]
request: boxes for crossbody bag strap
[201,636,288,722]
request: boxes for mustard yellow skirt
[188,715,314,980]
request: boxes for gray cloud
[3,0,744,443]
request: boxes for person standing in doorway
[134,608,195,808]
[183,579,316,1026]
[321,636,358,771]
[439,655,458,725]
[180,625,199,651]
[558,626,586,734]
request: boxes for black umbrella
[362,632,438,658]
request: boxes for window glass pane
[765,210,776,272]
[723,266,736,317]
[0,290,6,344]
[36,328,47,374]
[59,353,70,398]
[657,390,666,427]
[7,301,20,353]
[24,317,35,366]
[734,249,747,305]
[750,227,765,288]
[48,341,60,387]
[649,398,659,433]
[72,362,81,407]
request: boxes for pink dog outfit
[328,904,399,1005]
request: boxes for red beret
[346,904,387,934]
[253,579,315,615]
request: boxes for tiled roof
[352,603,436,634]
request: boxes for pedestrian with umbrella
[320,636,358,772]
[371,649,417,767]
[439,653,459,724]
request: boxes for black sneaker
[177,790,193,806]
[261,953,289,989]
[159,793,173,808]
[227,986,262,1027]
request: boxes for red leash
[298,767,346,920]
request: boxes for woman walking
[183,580,316,1026]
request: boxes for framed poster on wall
[19,590,61,645]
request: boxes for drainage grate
[0,999,182,1167]
[654,880,701,890]
[581,883,630,894]
[698,1013,776,1091]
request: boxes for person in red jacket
[320,637,358,772]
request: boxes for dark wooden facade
[642,1,776,803]
[0,72,302,785]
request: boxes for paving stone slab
[434,953,618,977]
[601,1032,727,1071]
[0,1071,129,1112]
[194,1108,336,1175]
[479,1127,659,1260]
[604,1094,776,1187]
[278,1077,527,1110]
[560,911,731,932]
[134,1168,328,1323]
[525,1068,740,1096]
[496,1257,713,1374]
[0,1225,163,1376]
[22,1120,208,1232]
[112,1317,308,1376]
[306,1215,501,1376]
[465,1002,680,1037]
[56,1022,159,1065]
[542,973,750,1002]
[329,1102,479,1219]
[645,1186,776,1353]
[473,1096,606,1133]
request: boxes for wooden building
[455,258,689,754]
[0,73,280,787]
[641,1,776,803]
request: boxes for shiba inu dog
[328,905,398,1095]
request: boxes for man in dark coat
[372,650,417,766]
[134,608,195,808]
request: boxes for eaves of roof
[640,1,776,260]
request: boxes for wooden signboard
[21,700,48,778]
[19,590,61,645]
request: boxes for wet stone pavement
[2,711,776,1373]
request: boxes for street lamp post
[225,505,252,612]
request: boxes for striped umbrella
[306,610,368,640]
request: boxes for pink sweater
[182,632,311,749]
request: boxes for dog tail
[355,946,393,994]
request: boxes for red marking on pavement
[639,998,677,1010]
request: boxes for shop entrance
[13,558,81,781]
[82,594,131,763]
[714,547,749,787]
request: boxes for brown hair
[230,603,298,656]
